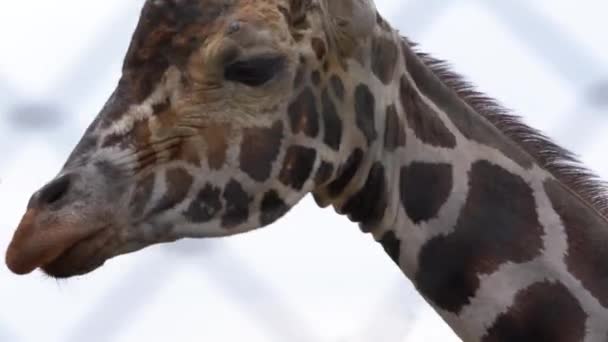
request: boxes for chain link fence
[1,1,607,341]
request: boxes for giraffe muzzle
[5,170,124,277]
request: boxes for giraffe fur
[6,1,608,341]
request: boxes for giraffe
[5,0,608,340]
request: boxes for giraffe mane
[405,37,608,220]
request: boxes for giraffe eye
[224,55,286,87]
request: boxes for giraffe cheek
[239,121,284,182]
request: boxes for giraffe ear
[323,0,377,56]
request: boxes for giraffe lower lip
[39,228,112,278]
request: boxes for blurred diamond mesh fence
[0,1,606,341]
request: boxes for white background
[1,1,607,341]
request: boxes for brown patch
[162,134,201,167]
[483,281,586,342]
[402,41,534,168]
[545,179,608,307]
[260,190,289,226]
[416,161,543,313]
[330,75,345,101]
[149,168,193,216]
[279,145,317,190]
[221,179,252,229]
[202,124,229,170]
[399,75,456,148]
[288,87,320,137]
[400,162,452,224]
[152,97,171,114]
[184,183,222,223]
[240,121,284,182]
[321,88,342,151]
[327,148,363,197]
[384,104,406,151]
[371,36,398,85]
[311,70,322,86]
[311,37,327,61]
[131,172,156,218]
[314,161,334,186]
[342,162,388,231]
[354,84,378,146]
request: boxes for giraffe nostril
[31,174,73,208]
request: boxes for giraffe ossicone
[6,1,608,341]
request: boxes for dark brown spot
[321,88,342,151]
[314,161,334,186]
[342,162,387,231]
[402,42,534,168]
[240,121,283,181]
[131,172,155,218]
[311,70,321,86]
[288,87,320,138]
[311,37,327,61]
[379,230,401,264]
[221,180,252,229]
[322,60,330,73]
[327,148,363,197]
[400,162,452,223]
[384,104,406,151]
[279,145,317,191]
[202,124,229,170]
[152,97,171,114]
[169,136,201,167]
[416,161,543,313]
[371,37,398,85]
[483,281,586,342]
[292,32,304,42]
[260,190,289,226]
[330,75,345,101]
[150,168,193,216]
[545,178,608,307]
[400,75,456,148]
[354,84,377,146]
[184,183,222,223]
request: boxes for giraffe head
[5,0,381,278]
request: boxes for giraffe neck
[315,21,608,342]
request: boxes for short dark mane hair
[405,37,608,219]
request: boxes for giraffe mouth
[5,209,115,278]
[40,227,115,278]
